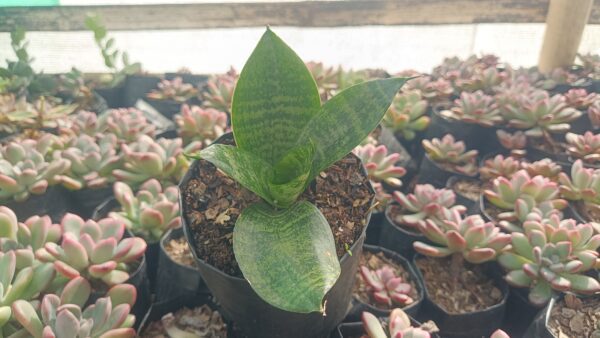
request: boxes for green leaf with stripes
[232,27,321,167]
[233,200,339,313]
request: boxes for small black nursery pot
[413,255,509,338]
[365,211,384,245]
[446,175,480,214]
[502,287,545,337]
[4,186,70,222]
[123,74,162,107]
[94,83,125,108]
[155,227,207,302]
[417,153,477,188]
[165,73,209,87]
[66,186,113,219]
[345,245,424,322]
[378,204,427,258]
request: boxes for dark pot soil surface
[353,250,420,310]
[182,152,373,277]
[415,256,504,314]
[141,304,228,337]
[575,201,600,222]
[164,236,196,268]
[548,295,599,338]
[450,178,481,202]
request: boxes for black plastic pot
[3,186,70,222]
[412,255,509,338]
[378,204,427,258]
[165,73,209,86]
[446,176,480,214]
[146,99,182,120]
[503,287,545,338]
[94,83,125,108]
[156,227,207,302]
[345,245,424,322]
[424,105,478,148]
[417,154,477,188]
[365,211,383,245]
[66,186,113,219]
[333,319,440,338]
[179,134,373,338]
[123,75,162,107]
[525,145,571,171]
[550,80,594,95]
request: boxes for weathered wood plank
[0,0,598,32]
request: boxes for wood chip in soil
[164,237,197,268]
[182,150,373,277]
[451,179,481,202]
[353,250,420,310]
[141,304,227,338]
[415,256,503,314]
[548,294,599,338]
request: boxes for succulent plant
[563,88,598,110]
[496,129,527,157]
[565,131,600,165]
[404,76,453,102]
[55,134,121,190]
[454,67,508,94]
[359,265,414,307]
[504,90,582,139]
[306,61,341,101]
[422,134,478,176]
[142,304,227,338]
[522,159,562,182]
[174,104,227,148]
[97,108,156,144]
[588,100,600,129]
[498,214,600,306]
[391,184,466,229]
[110,179,181,243]
[147,77,198,102]
[0,135,70,202]
[381,91,430,140]
[0,206,61,253]
[65,110,103,139]
[36,214,147,286]
[362,309,431,338]
[490,330,511,338]
[485,170,568,232]
[12,277,137,338]
[112,135,188,187]
[0,93,35,134]
[413,211,511,263]
[445,90,502,127]
[353,144,406,188]
[479,155,522,182]
[558,160,600,212]
[202,67,238,113]
[373,182,393,212]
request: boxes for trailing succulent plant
[361,309,432,338]
[36,214,147,286]
[97,108,156,144]
[110,179,181,243]
[55,134,121,191]
[563,88,598,110]
[565,131,600,165]
[391,185,466,229]
[147,77,198,102]
[498,214,600,306]
[444,90,502,127]
[353,144,406,188]
[422,134,478,176]
[188,28,407,313]
[558,159,600,209]
[496,130,527,157]
[359,265,414,307]
[113,135,189,187]
[479,155,522,182]
[202,67,238,113]
[413,211,511,264]
[522,159,562,182]
[0,134,70,202]
[484,170,567,233]
[381,91,430,141]
[12,277,137,338]
[174,104,227,148]
[504,90,582,141]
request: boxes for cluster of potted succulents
[2,18,600,338]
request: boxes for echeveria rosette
[381,91,429,141]
[558,160,600,217]
[498,215,600,306]
[97,108,155,144]
[565,131,600,165]
[422,134,478,176]
[190,28,408,313]
[359,265,414,307]
[362,309,431,338]
[56,134,121,191]
[413,212,511,264]
[202,67,238,113]
[35,214,147,287]
[479,154,522,182]
[147,77,198,102]
[12,277,137,338]
[175,104,227,148]
[0,135,70,202]
[110,179,181,243]
[353,144,406,188]
[445,90,503,127]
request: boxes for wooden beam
[538,0,594,72]
[1,0,598,32]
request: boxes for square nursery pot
[179,133,375,338]
[123,74,162,107]
[333,319,440,338]
[378,203,429,258]
[344,244,425,322]
[93,197,161,292]
[155,227,207,302]
[412,255,509,338]
[3,186,71,222]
